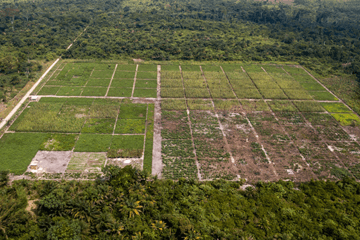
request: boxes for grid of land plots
[160,64,360,182]
[35,63,157,98]
[0,97,154,177]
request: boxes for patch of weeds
[267,100,297,112]
[240,100,270,112]
[162,157,198,180]
[330,165,352,179]
[161,99,187,110]
[162,140,195,158]
[234,88,262,99]
[107,149,143,158]
[202,65,221,72]
[89,104,119,118]
[309,91,338,101]
[110,135,144,151]
[86,78,111,87]
[187,99,213,110]
[183,79,207,88]
[185,88,211,98]
[293,101,325,112]
[138,65,157,72]
[40,134,78,151]
[56,87,83,96]
[161,88,184,98]
[107,88,132,97]
[209,88,236,99]
[91,70,114,78]
[38,86,60,95]
[119,103,147,119]
[283,89,313,100]
[81,118,115,134]
[81,87,107,96]
[115,119,146,134]
[161,79,183,88]
[161,65,180,71]
[0,133,47,175]
[213,100,241,111]
[66,152,106,173]
[135,80,157,88]
[114,71,135,79]
[136,71,157,79]
[117,65,137,71]
[300,82,326,91]
[320,103,352,113]
[331,113,360,126]
[181,65,201,71]
[243,65,263,73]
[133,88,157,98]
[74,134,112,152]
[161,111,191,139]
[259,89,288,99]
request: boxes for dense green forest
[1,0,360,101]
[1,166,360,239]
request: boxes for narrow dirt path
[131,64,139,98]
[151,65,163,177]
[105,64,118,97]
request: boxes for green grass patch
[138,65,157,72]
[89,104,119,118]
[252,80,279,90]
[117,65,136,71]
[81,87,107,96]
[300,82,326,91]
[0,133,47,175]
[259,89,288,99]
[331,113,360,126]
[187,99,213,110]
[202,66,221,72]
[293,101,325,112]
[161,79,183,88]
[262,65,285,73]
[110,79,134,88]
[143,138,153,174]
[56,87,83,96]
[107,88,132,97]
[109,135,144,157]
[268,100,297,112]
[161,65,179,71]
[136,71,157,79]
[38,86,60,95]
[161,88,184,98]
[183,79,207,88]
[283,89,313,100]
[119,104,147,119]
[161,71,182,79]
[181,65,201,71]
[243,65,263,72]
[86,78,111,87]
[283,66,306,75]
[94,64,115,70]
[161,99,187,110]
[182,71,203,79]
[81,118,115,134]
[185,88,210,98]
[234,88,262,99]
[115,119,146,134]
[309,91,338,101]
[63,98,94,106]
[91,70,114,78]
[213,100,240,111]
[40,134,78,151]
[221,64,242,72]
[74,134,113,152]
[209,88,236,99]
[135,80,157,88]
[275,79,303,89]
[321,103,352,113]
[240,100,270,111]
[114,71,135,79]
[133,88,157,98]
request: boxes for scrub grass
[185,88,211,98]
[240,100,270,112]
[138,65,157,72]
[283,89,313,100]
[293,101,326,112]
[213,100,240,111]
[117,65,136,71]
[187,99,214,110]
[90,70,114,78]
[161,65,180,71]
[233,88,263,99]
[259,89,288,99]
[114,71,135,79]
[181,65,201,71]
[300,82,326,91]
[161,79,183,88]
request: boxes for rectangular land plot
[136,71,157,79]
[57,87,83,96]
[81,118,115,134]
[185,88,211,98]
[114,71,135,79]
[181,65,201,71]
[133,89,157,98]
[81,87,107,96]
[107,88,132,97]
[109,135,144,158]
[309,91,338,101]
[86,78,111,87]
[74,134,113,152]
[162,111,191,139]
[138,65,157,72]
[320,102,351,113]
[91,70,114,79]
[38,86,60,95]
[161,88,184,98]
[111,79,135,88]
[115,119,146,134]
[66,152,106,173]
[161,99,187,110]
[119,103,147,119]
[135,80,157,88]
[117,64,137,71]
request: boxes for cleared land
[1,61,360,183]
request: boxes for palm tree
[119,198,143,218]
